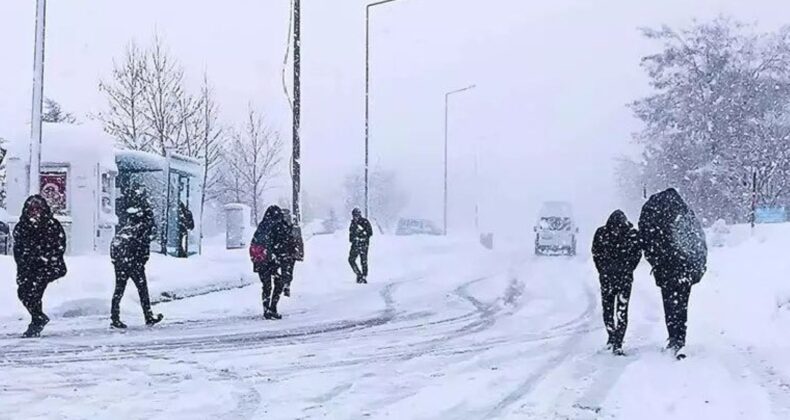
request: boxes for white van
[534,201,578,256]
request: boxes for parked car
[396,218,442,236]
[534,201,578,256]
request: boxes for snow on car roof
[539,201,574,217]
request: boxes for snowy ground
[1,226,790,419]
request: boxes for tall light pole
[292,0,302,223]
[29,0,47,196]
[443,84,476,236]
[365,0,405,218]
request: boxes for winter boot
[110,319,128,329]
[283,286,291,297]
[612,343,626,356]
[21,323,42,338]
[145,313,164,326]
[262,298,271,317]
[265,302,283,320]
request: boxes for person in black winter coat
[14,195,67,338]
[250,205,290,319]
[639,188,707,358]
[592,210,642,355]
[176,201,194,258]
[348,208,373,284]
[110,189,163,329]
[279,208,304,298]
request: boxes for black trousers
[279,258,296,289]
[17,277,49,325]
[259,264,285,311]
[599,274,633,347]
[349,242,369,279]
[660,282,692,349]
[112,264,153,321]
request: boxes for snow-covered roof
[115,149,167,172]
[224,203,251,211]
[8,122,117,171]
[115,149,203,177]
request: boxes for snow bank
[0,238,255,323]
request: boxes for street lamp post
[365,0,404,218]
[443,84,476,236]
[292,0,302,223]
[29,0,47,196]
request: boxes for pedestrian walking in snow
[279,208,304,298]
[348,208,373,284]
[110,187,163,329]
[176,201,194,258]
[13,195,67,338]
[639,188,707,359]
[592,210,642,355]
[250,205,290,319]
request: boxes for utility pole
[443,84,476,236]
[29,0,47,196]
[292,0,302,223]
[365,0,405,217]
[751,170,757,230]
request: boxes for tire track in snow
[479,281,599,419]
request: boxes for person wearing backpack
[250,205,289,319]
[639,188,707,359]
[13,195,67,338]
[109,188,163,329]
[592,210,642,355]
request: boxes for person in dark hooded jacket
[279,208,304,298]
[639,188,707,358]
[13,195,67,338]
[250,205,290,319]
[176,201,194,258]
[592,210,642,355]
[348,208,373,284]
[109,188,162,329]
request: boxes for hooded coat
[592,210,642,278]
[638,188,707,287]
[250,206,289,272]
[13,195,67,283]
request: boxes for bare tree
[195,74,225,222]
[142,35,187,156]
[344,167,407,230]
[97,42,150,150]
[222,107,283,221]
[42,98,77,124]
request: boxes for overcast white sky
[1,0,789,232]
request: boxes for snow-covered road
[1,231,790,419]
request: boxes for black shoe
[145,313,164,326]
[612,345,626,356]
[283,287,291,297]
[110,319,128,329]
[21,323,42,338]
[264,308,283,320]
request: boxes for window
[100,172,114,215]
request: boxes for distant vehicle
[534,201,578,256]
[396,218,442,236]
